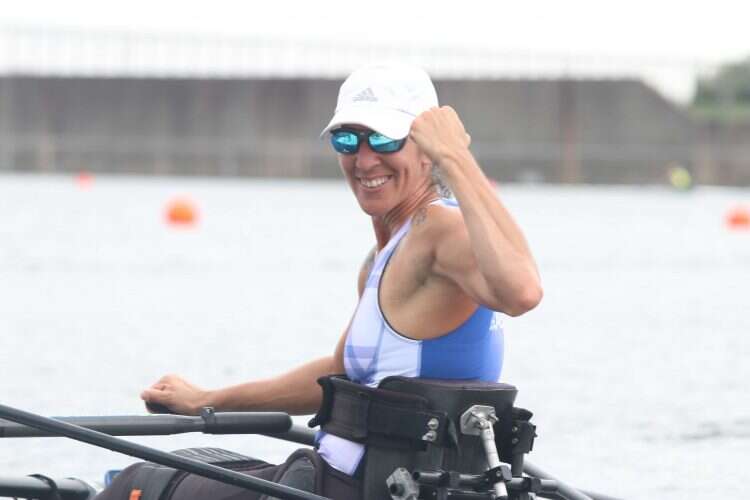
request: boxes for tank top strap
[370,219,412,275]
[431,197,458,208]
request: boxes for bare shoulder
[409,203,472,281]
[400,203,470,295]
[410,202,466,246]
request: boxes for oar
[0,403,330,500]
[0,407,292,437]
[0,475,94,500]
[0,405,621,500]
[523,462,624,500]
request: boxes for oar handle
[200,407,292,434]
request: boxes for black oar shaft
[0,411,292,438]
[0,404,329,500]
[263,424,316,447]
[0,415,199,437]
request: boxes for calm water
[1,173,749,499]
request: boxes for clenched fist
[140,374,210,415]
[409,106,472,169]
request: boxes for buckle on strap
[308,375,450,449]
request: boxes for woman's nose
[355,142,380,170]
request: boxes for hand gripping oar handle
[0,407,292,438]
[0,403,331,500]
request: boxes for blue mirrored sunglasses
[330,128,406,155]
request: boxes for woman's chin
[355,198,389,217]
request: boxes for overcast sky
[1,0,747,101]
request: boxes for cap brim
[320,106,414,140]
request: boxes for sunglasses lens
[369,133,404,153]
[330,131,359,154]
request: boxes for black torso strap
[309,375,452,450]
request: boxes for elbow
[504,282,543,317]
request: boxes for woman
[99,63,542,500]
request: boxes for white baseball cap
[321,63,439,140]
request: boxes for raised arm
[410,106,542,316]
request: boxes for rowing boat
[0,401,623,500]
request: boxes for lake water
[1,173,748,499]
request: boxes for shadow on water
[635,418,750,443]
[679,418,750,441]
[674,419,750,442]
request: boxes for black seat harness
[309,375,457,451]
[309,375,535,462]
[309,375,537,500]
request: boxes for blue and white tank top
[317,199,504,475]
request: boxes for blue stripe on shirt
[419,306,503,381]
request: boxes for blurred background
[1,2,748,500]
[0,1,749,184]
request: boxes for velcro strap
[311,375,449,449]
[367,399,443,442]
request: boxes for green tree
[692,56,750,122]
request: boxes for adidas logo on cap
[352,87,377,103]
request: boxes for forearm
[205,356,338,415]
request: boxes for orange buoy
[166,198,198,226]
[75,171,94,189]
[726,206,750,230]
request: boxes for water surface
[1,174,748,499]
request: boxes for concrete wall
[437,79,698,183]
[0,75,746,185]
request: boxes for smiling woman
[94,63,542,500]
[321,64,444,223]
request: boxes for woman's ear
[419,151,433,170]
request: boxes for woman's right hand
[140,374,210,415]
